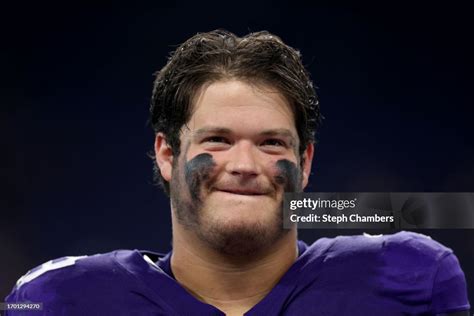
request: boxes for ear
[154,133,174,181]
[301,143,314,189]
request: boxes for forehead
[186,80,296,133]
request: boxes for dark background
[1,2,473,307]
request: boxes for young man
[5,30,470,315]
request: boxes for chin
[203,202,282,228]
[196,208,286,256]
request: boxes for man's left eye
[261,139,286,147]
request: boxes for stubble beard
[170,161,289,257]
[195,202,288,257]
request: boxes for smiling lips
[214,186,270,196]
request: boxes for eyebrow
[260,128,296,140]
[192,127,298,144]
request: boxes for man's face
[162,80,313,255]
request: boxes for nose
[225,141,261,177]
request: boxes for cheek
[184,153,217,200]
[272,159,303,192]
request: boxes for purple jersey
[5,231,470,315]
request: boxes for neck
[171,223,298,315]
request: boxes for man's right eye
[203,136,230,144]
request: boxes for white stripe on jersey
[16,256,87,289]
